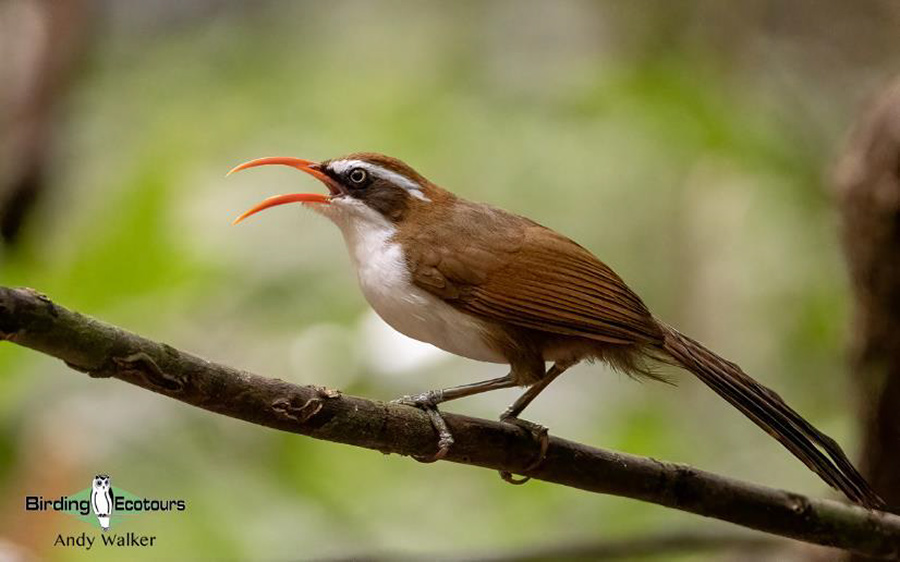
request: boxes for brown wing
[400,200,662,345]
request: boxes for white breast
[331,204,505,364]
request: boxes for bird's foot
[497,413,549,485]
[391,389,444,408]
[390,391,453,463]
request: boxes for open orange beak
[228,157,342,224]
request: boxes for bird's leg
[391,374,517,463]
[393,374,517,408]
[498,360,576,484]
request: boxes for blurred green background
[1,1,898,560]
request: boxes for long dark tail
[658,322,883,509]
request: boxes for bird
[90,474,113,531]
[228,152,883,508]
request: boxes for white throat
[312,198,504,364]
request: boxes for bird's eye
[348,168,368,185]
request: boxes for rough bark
[1,286,900,558]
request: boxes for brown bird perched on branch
[228,152,882,508]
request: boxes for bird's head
[229,153,444,229]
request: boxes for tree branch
[1,286,899,559]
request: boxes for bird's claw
[498,414,550,485]
[414,404,454,463]
[391,391,452,463]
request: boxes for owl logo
[90,474,114,531]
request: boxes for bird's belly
[354,247,505,364]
